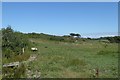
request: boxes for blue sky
[2,2,118,38]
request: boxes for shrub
[2,26,31,62]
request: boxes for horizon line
[19,31,119,38]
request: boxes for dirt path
[28,54,37,62]
[2,54,40,78]
[22,54,37,64]
[24,54,41,78]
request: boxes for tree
[70,33,76,37]
[76,33,81,38]
[70,33,81,38]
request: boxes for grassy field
[0,57,2,79]
[0,75,2,80]
[27,38,118,78]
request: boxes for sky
[2,2,118,38]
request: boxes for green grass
[27,38,118,78]
[0,59,2,80]
[0,75,2,80]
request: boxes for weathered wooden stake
[22,48,24,54]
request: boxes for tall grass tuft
[64,58,86,67]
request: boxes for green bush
[2,26,31,62]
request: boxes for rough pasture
[27,38,118,78]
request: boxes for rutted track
[3,54,41,78]
[22,54,41,78]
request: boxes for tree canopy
[70,33,81,38]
